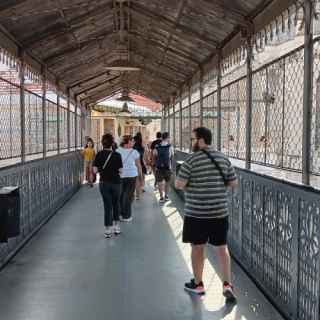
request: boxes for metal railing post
[56,82,60,154]
[172,97,176,148]
[42,65,47,158]
[188,83,192,151]
[217,52,222,151]
[302,0,314,185]
[67,88,70,152]
[245,36,253,170]
[19,49,26,163]
[199,67,204,127]
[167,101,171,136]
[75,97,78,149]
[179,90,183,150]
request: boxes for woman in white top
[117,135,143,221]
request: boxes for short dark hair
[193,127,212,145]
[162,132,169,140]
[120,135,133,147]
[156,132,162,139]
[101,133,114,148]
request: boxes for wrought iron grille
[311,38,320,174]
[173,152,320,320]
[70,112,76,149]
[25,90,43,156]
[76,114,82,148]
[46,100,58,152]
[175,111,180,149]
[251,47,304,171]
[0,152,82,268]
[181,107,190,152]
[59,106,68,151]
[228,169,320,320]
[190,101,200,132]
[0,78,21,161]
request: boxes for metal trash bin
[0,186,20,243]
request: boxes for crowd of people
[82,131,174,237]
[82,127,238,304]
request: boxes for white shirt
[117,147,140,178]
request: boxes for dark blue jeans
[120,177,136,219]
[99,182,121,227]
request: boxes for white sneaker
[120,217,133,222]
[114,222,121,235]
[104,226,112,238]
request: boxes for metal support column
[217,52,222,151]
[41,65,47,158]
[199,67,204,127]
[179,90,183,150]
[302,0,314,185]
[245,37,253,170]
[19,49,26,163]
[173,97,176,148]
[75,96,78,149]
[56,82,60,154]
[67,88,71,152]
[188,83,192,151]
[167,102,171,136]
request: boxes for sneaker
[159,197,165,204]
[223,282,237,303]
[164,195,169,201]
[120,217,133,222]
[104,227,112,238]
[184,279,205,295]
[114,222,121,235]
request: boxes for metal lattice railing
[0,152,82,268]
[25,90,43,156]
[0,78,21,160]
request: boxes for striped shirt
[178,149,236,219]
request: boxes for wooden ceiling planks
[0,0,293,103]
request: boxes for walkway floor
[0,176,283,320]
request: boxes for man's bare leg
[191,244,205,284]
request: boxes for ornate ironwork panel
[298,198,320,320]
[0,152,82,268]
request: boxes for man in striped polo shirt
[175,127,237,303]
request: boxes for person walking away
[153,132,173,203]
[133,134,147,200]
[175,127,238,303]
[93,134,123,238]
[117,135,143,222]
[82,138,96,187]
[150,132,162,189]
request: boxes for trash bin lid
[0,186,19,194]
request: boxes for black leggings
[120,177,137,219]
[99,182,120,227]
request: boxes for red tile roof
[129,94,160,111]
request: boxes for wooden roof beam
[0,0,29,12]
[22,2,113,49]
[43,29,115,65]
[130,31,201,65]
[75,75,121,95]
[69,71,112,89]
[128,4,218,49]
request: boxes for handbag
[201,149,228,186]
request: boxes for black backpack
[155,144,171,169]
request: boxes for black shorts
[155,168,172,182]
[182,216,229,246]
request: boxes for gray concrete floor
[0,176,284,320]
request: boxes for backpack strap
[201,149,227,186]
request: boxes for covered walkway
[0,178,282,320]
